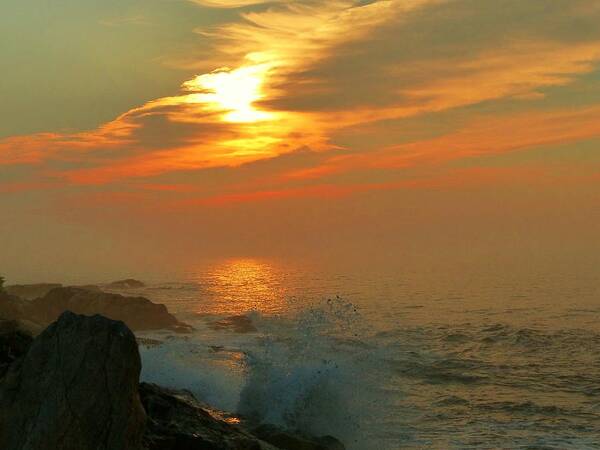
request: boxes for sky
[1,0,600,282]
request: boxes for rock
[107,279,146,289]
[140,382,274,450]
[28,287,191,332]
[0,320,34,378]
[0,311,146,450]
[139,383,345,450]
[252,424,346,450]
[5,283,62,300]
[13,318,44,336]
[210,315,258,333]
[71,284,103,292]
[0,291,28,321]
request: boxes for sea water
[108,258,600,449]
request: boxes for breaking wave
[138,298,389,449]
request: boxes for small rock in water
[211,314,258,333]
[107,279,146,289]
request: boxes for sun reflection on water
[196,258,287,315]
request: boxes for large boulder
[140,382,274,450]
[28,287,191,332]
[5,283,62,301]
[0,311,146,450]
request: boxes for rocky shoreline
[0,282,345,450]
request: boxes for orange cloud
[2,0,600,206]
[178,165,556,207]
[283,106,600,181]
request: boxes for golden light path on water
[193,258,288,315]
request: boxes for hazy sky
[1,0,599,282]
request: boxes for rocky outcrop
[28,287,191,332]
[0,311,346,450]
[0,291,29,322]
[0,311,146,450]
[139,382,345,450]
[140,383,275,450]
[107,279,146,289]
[5,283,62,300]
[71,284,103,292]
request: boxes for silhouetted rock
[0,320,34,378]
[0,311,346,450]
[139,383,346,450]
[108,279,146,289]
[5,283,62,300]
[211,314,258,333]
[140,382,274,450]
[252,424,346,450]
[0,291,28,321]
[28,287,191,332]
[0,311,146,450]
[71,284,103,292]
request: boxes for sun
[183,64,274,123]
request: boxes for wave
[137,298,390,449]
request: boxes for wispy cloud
[2,0,600,208]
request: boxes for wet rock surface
[140,382,274,450]
[140,382,346,450]
[0,311,146,450]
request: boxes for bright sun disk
[183,65,274,123]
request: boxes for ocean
[106,257,600,449]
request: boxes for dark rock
[28,287,191,332]
[71,284,103,292]
[139,383,345,450]
[5,283,63,300]
[0,291,28,321]
[252,424,346,450]
[0,311,146,450]
[210,315,258,333]
[139,382,274,450]
[107,279,146,289]
[0,320,34,378]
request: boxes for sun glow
[183,65,274,123]
[194,258,286,315]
